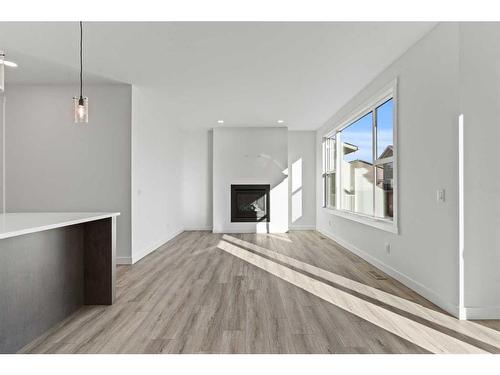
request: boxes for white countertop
[0,212,120,240]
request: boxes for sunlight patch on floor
[222,234,500,350]
[217,238,488,354]
[265,233,293,243]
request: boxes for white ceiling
[0,22,436,130]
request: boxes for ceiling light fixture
[277,120,284,124]
[217,120,224,124]
[73,21,88,123]
[3,60,18,68]
[0,52,19,93]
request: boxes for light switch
[436,189,445,203]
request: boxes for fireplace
[231,184,270,222]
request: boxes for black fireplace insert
[231,184,270,222]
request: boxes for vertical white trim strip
[392,79,399,231]
[458,113,465,320]
[2,94,5,214]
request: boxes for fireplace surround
[231,184,270,222]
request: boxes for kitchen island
[0,212,119,353]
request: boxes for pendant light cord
[79,21,83,99]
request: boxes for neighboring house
[342,144,393,218]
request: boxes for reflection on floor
[21,231,500,354]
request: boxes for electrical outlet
[436,189,445,203]
[385,242,391,254]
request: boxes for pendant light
[73,21,88,123]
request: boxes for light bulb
[78,104,85,116]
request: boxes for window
[323,86,396,229]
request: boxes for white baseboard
[212,225,317,232]
[116,256,132,265]
[317,228,460,318]
[132,228,184,264]
[214,229,289,234]
[289,225,316,231]
[184,226,213,231]
[464,306,500,320]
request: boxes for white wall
[316,23,461,315]
[288,131,316,229]
[460,23,500,318]
[131,86,184,263]
[181,129,213,230]
[181,129,316,232]
[213,127,288,233]
[4,84,132,260]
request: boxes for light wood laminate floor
[21,231,500,354]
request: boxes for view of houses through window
[323,97,395,221]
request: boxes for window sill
[323,207,399,234]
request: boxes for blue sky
[341,99,393,163]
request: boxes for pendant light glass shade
[0,52,5,93]
[73,96,88,123]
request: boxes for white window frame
[322,135,337,209]
[322,78,398,234]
